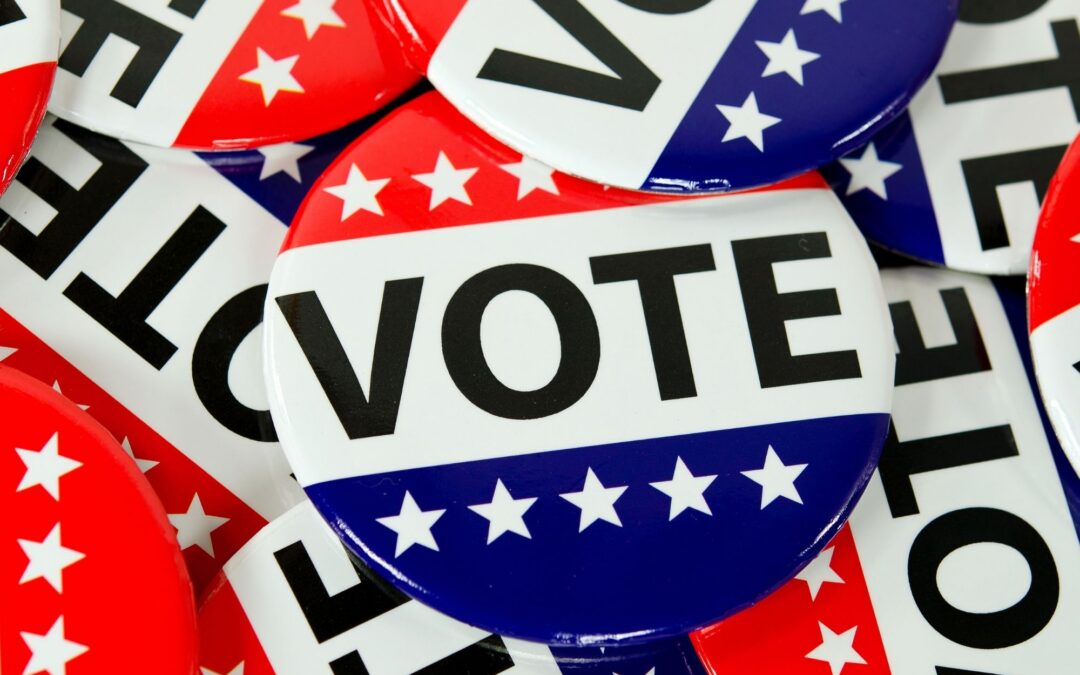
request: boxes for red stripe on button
[691,526,891,675]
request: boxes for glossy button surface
[262,91,896,645]
[377,0,955,193]
[48,0,420,149]
[697,268,1080,673]
[1029,133,1080,475]
[0,365,198,675]
[0,0,57,196]
[824,0,1080,275]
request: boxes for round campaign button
[1029,134,1080,475]
[696,268,1080,674]
[375,0,955,193]
[48,0,420,149]
[0,0,58,197]
[823,0,1080,275]
[0,365,198,675]
[263,91,896,644]
[199,500,708,675]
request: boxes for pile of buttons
[2,1,1077,673]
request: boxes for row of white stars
[796,545,868,675]
[7,354,231,674]
[238,0,346,106]
[715,0,849,152]
[12,431,89,674]
[4,352,232,560]
[377,446,808,557]
[322,150,559,220]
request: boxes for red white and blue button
[824,0,1080,275]
[210,269,1080,672]
[376,0,956,193]
[48,0,420,149]
[262,91,896,645]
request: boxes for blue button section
[822,112,946,266]
[198,83,430,225]
[645,0,955,193]
[306,413,890,645]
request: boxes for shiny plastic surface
[48,0,419,149]
[1029,133,1080,475]
[262,91,896,645]
[377,0,955,193]
[0,365,198,675]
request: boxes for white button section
[850,267,1080,673]
[0,0,58,73]
[51,0,261,145]
[0,119,302,519]
[428,0,756,189]
[1031,302,1080,473]
[908,0,1080,274]
[265,188,893,485]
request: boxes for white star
[18,524,85,593]
[756,29,819,86]
[741,445,807,509]
[257,142,314,182]
[796,546,844,600]
[21,617,88,675]
[650,457,717,520]
[324,164,390,219]
[801,0,848,22]
[716,93,781,152]
[560,468,628,532]
[120,437,158,474]
[499,156,559,199]
[412,151,478,210]
[168,494,229,557]
[469,479,538,544]
[0,345,15,361]
[239,48,304,106]
[51,381,88,411]
[281,0,344,39]
[202,664,244,675]
[16,433,82,501]
[377,491,446,557]
[805,622,866,675]
[839,143,902,199]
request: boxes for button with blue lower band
[376,0,955,193]
[262,91,896,645]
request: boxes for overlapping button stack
[1,2,1078,674]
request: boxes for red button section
[0,365,198,675]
